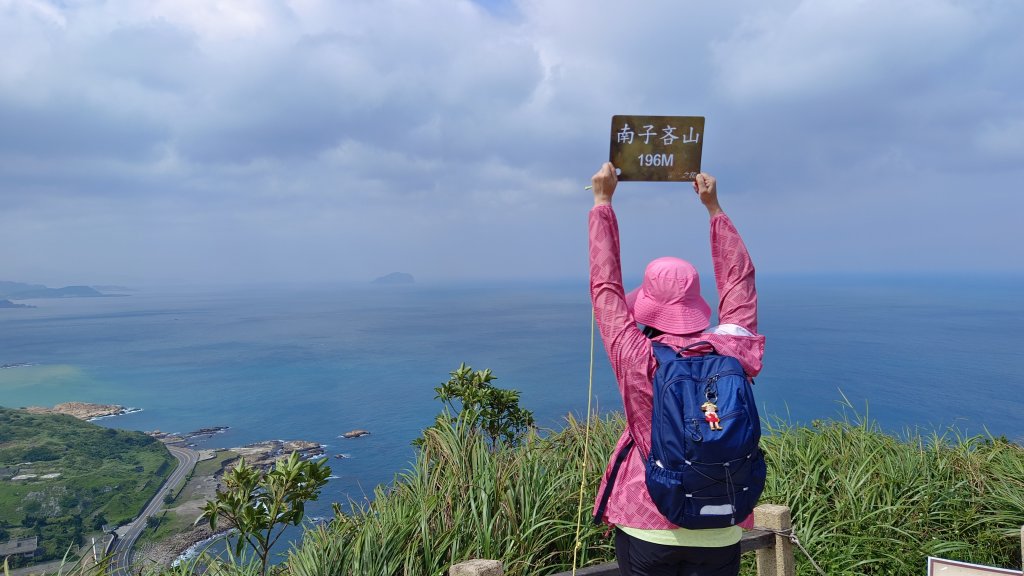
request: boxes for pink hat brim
[626,285,711,335]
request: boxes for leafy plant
[198,452,331,576]
[417,363,536,450]
[286,404,1024,576]
[288,413,616,576]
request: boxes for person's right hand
[693,172,723,217]
[591,162,617,206]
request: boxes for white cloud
[711,0,977,103]
[1,0,1022,285]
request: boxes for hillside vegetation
[4,406,1023,575]
[275,412,1024,576]
[0,407,176,562]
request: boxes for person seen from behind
[588,162,766,576]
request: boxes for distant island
[0,298,33,309]
[372,272,414,285]
[0,280,126,300]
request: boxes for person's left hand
[591,162,617,206]
[693,172,722,217]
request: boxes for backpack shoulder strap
[651,340,718,364]
[679,340,718,355]
[651,341,679,364]
[593,436,634,525]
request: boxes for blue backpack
[595,341,766,529]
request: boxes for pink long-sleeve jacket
[589,204,766,530]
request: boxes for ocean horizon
[2,274,1023,540]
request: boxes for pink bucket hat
[625,257,711,335]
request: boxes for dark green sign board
[609,115,704,181]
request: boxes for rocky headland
[23,402,140,420]
[0,298,33,308]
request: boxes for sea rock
[341,429,370,439]
[147,430,186,443]
[230,440,325,469]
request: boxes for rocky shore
[22,401,140,420]
[136,440,326,569]
[232,439,326,468]
[18,401,328,569]
[148,426,230,445]
[136,524,221,569]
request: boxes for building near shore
[0,536,40,560]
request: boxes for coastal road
[110,444,198,576]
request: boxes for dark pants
[614,528,741,576]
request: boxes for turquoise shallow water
[2,276,1023,545]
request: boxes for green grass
[283,413,619,576]
[7,407,1023,576]
[0,407,176,563]
[758,410,1024,574]
[281,407,1023,576]
[193,451,240,479]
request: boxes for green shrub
[286,412,618,576]
[415,363,536,450]
[759,411,1024,575]
[27,402,1022,576]
[280,406,1024,576]
[200,452,331,576]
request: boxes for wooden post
[754,504,795,576]
[450,559,503,576]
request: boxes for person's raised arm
[589,162,659,452]
[694,173,759,334]
[591,162,616,206]
[589,162,629,347]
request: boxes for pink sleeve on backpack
[738,513,755,530]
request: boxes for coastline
[22,401,141,420]
[135,440,327,569]
[13,402,329,570]
[170,530,232,567]
[136,524,224,569]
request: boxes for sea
[2,275,1023,552]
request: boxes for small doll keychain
[701,401,723,431]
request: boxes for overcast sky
[2,0,1022,287]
